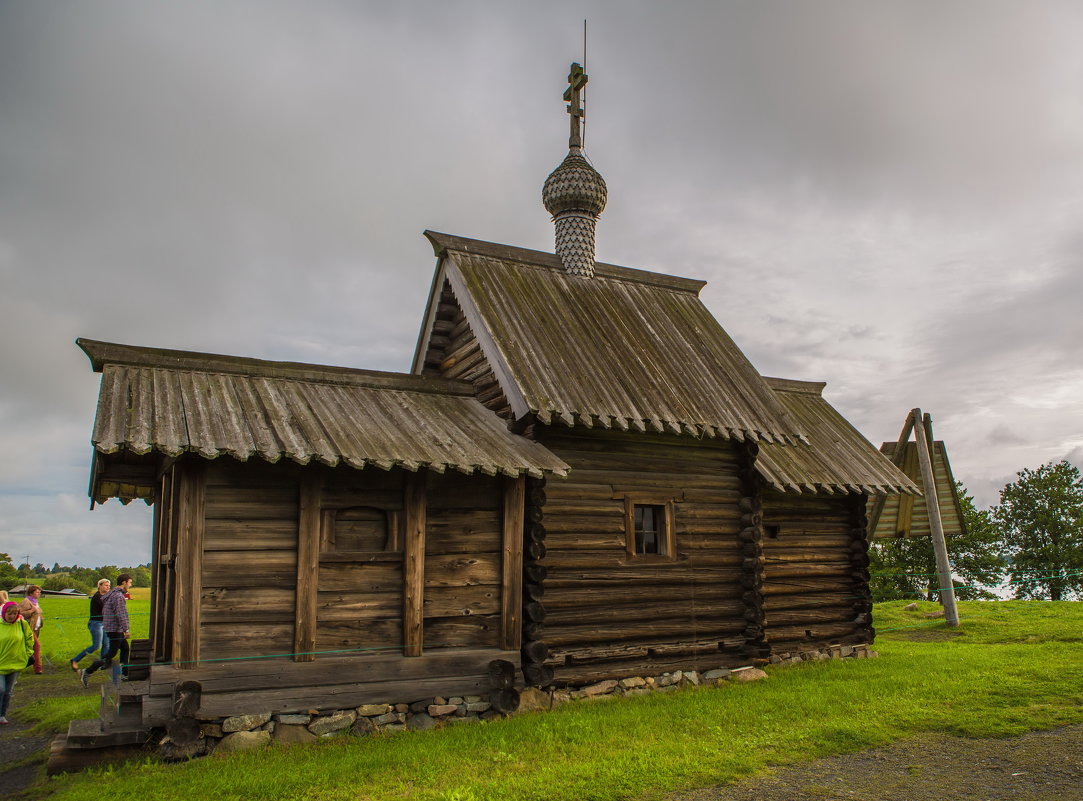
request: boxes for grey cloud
[3,0,1082,564]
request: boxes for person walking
[0,601,35,724]
[81,574,132,687]
[69,578,111,672]
[16,585,43,674]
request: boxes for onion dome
[542,150,608,218]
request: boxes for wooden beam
[869,410,917,536]
[294,471,322,662]
[174,462,205,669]
[501,476,526,650]
[912,409,959,627]
[403,471,427,657]
[896,444,917,535]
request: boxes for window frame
[620,494,678,561]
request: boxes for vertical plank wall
[316,468,405,656]
[199,460,299,661]
[537,428,750,684]
[423,472,503,649]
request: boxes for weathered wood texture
[422,280,513,419]
[197,460,506,668]
[761,491,872,648]
[143,647,517,724]
[174,461,206,669]
[536,429,748,685]
[200,461,299,660]
[871,441,965,539]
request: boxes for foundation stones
[221,712,271,733]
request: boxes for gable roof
[78,338,570,503]
[414,232,807,445]
[869,440,966,538]
[756,378,920,496]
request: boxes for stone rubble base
[174,643,877,756]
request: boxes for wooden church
[71,64,920,748]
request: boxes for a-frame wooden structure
[869,409,965,625]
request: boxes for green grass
[33,597,150,667]
[28,601,1083,801]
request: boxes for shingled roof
[869,440,966,538]
[78,338,570,503]
[414,232,807,445]
[756,377,919,495]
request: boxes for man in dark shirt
[81,574,132,687]
[70,578,110,671]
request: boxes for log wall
[535,428,752,685]
[761,492,873,649]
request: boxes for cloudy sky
[2,1,1081,568]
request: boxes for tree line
[0,556,151,595]
[871,460,1083,602]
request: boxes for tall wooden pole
[911,408,959,626]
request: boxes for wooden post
[912,409,959,626]
[403,471,427,657]
[501,475,525,651]
[173,462,205,669]
[294,471,322,662]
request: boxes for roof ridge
[424,230,707,295]
[77,338,474,396]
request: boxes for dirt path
[0,668,85,799]
[671,724,1083,801]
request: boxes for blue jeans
[72,621,105,663]
[0,671,17,718]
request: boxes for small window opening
[634,504,666,555]
[765,524,781,539]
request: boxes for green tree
[0,553,18,587]
[994,460,1083,601]
[870,482,1006,602]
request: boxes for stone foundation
[161,644,877,757]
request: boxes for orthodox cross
[564,62,588,149]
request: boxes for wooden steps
[46,671,155,775]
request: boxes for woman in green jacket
[1,601,35,724]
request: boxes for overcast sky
[2,1,1081,568]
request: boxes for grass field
[17,600,1083,801]
[30,596,150,669]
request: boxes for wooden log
[523,601,546,623]
[521,640,549,664]
[542,582,740,610]
[488,658,516,689]
[522,662,555,688]
[489,688,520,714]
[544,599,745,628]
[762,549,852,565]
[766,622,860,643]
[545,617,747,648]
[763,606,860,627]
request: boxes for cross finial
[563,62,588,150]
